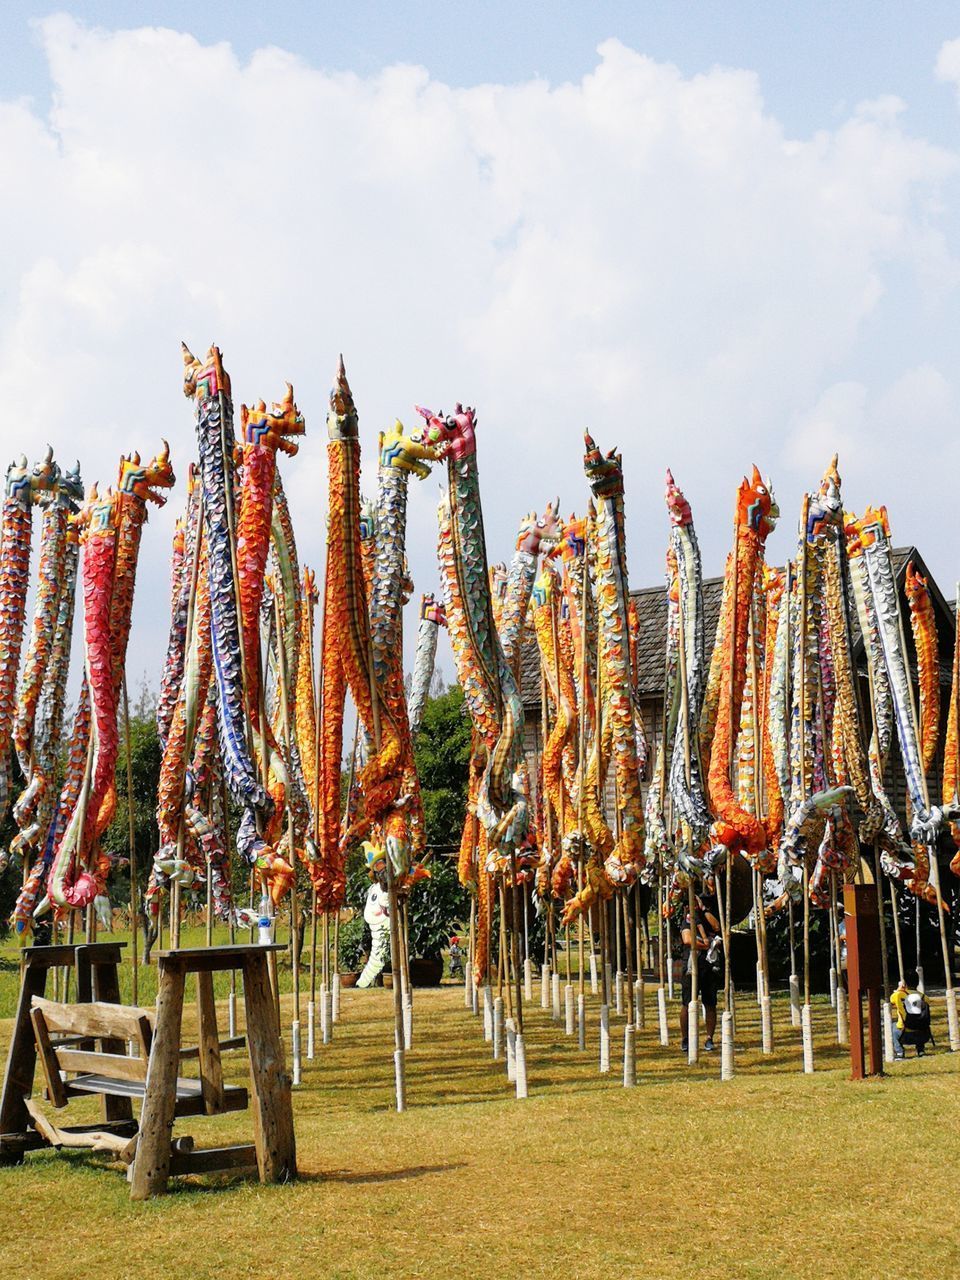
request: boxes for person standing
[890,970,932,1059]
[680,896,723,1052]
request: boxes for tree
[412,684,471,848]
[101,702,161,907]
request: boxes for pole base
[720,1010,735,1081]
[657,985,669,1046]
[622,1023,636,1087]
[801,1003,815,1074]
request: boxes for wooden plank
[129,962,186,1200]
[30,1008,69,1108]
[0,953,50,1145]
[178,1036,245,1060]
[66,1075,147,1099]
[36,1118,139,1137]
[56,1049,147,1082]
[0,1132,47,1156]
[174,1086,248,1118]
[18,942,124,966]
[32,998,155,1044]
[16,946,78,968]
[242,951,296,1184]
[89,950,135,1123]
[168,1143,258,1177]
[157,944,285,962]
[195,970,225,1115]
[66,1076,247,1113]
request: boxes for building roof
[519,545,955,708]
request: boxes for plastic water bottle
[258,915,273,946]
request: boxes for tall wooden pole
[122,675,139,1004]
[274,590,302,1081]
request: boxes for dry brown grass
[1,969,958,1280]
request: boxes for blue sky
[5,1,960,140]
[2,5,960,687]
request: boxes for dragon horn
[751,464,763,486]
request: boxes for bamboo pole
[796,496,813,1011]
[675,533,701,1062]
[575,550,590,1012]
[364,608,406,1105]
[274,589,302,1082]
[223,774,238,1037]
[539,654,554,1003]
[122,675,139,1004]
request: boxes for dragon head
[302,567,319,606]
[379,419,442,479]
[420,592,446,626]
[182,343,229,401]
[31,446,61,504]
[56,459,84,511]
[517,498,562,556]
[5,455,31,504]
[328,355,358,442]
[844,505,889,558]
[664,468,692,527]
[736,465,778,540]
[117,440,176,506]
[583,433,623,499]
[560,513,587,564]
[904,560,929,609]
[806,454,843,542]
[241,384,305,456]
[76,482,116,541]
[414,403,477,462]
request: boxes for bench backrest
[30,997,154,1107]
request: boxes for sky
[2,3,960,693]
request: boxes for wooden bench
[1,942,130,1164]
[30,997,249,1124]
[2,942,296,1198]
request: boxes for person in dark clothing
[679,896,722,1052]
[890,969,932,1059]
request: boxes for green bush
[337,912,367,972]
[406,857,469,961]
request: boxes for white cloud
[786,365,960,559]
[936,36,960,98]
[1,17,959,688]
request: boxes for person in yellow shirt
[890,970,931,1059]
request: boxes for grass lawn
[1,931,958,1280]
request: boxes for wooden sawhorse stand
[129,944,296,1199]
[1,942,132,1165]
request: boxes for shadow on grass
[314,1162,467,1184]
